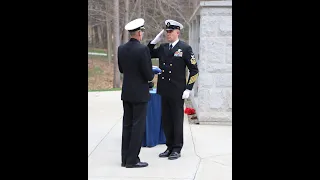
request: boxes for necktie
[169,44,173,50]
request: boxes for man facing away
[147,19,199,160]
[117,18,154,168]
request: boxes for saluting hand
[151,29,164,44]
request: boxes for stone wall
[188,1,232,125]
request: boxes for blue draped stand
[142,88,166,147]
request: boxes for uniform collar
[169,39,179,48]
[129,38,140,43]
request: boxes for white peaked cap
[125,18,145,31]
[165,19,183,30]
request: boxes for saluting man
[118,18,154,168]
[148,19,199,160]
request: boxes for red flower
[184,107,196,115]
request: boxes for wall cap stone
[200,1,232,7]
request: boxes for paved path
[88,91,232,180]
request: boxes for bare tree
[88,0,199,89]
[123,0,129,43]
[113,0,121,88]
[105,11,112,63]
[89,0,196,46]
[137,0,141,17]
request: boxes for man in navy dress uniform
[118,18,154,168]
[148,20,199,160]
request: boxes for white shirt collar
[169,39,179,48]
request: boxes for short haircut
[129,30,138,36]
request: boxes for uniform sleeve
[140,46,154,82]
[147,41,161,58]
[117,46,123,73]
[184,46,199,90]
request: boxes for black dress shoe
[125,162,148,168]
[159,149,172,157]
[121,162,125,167]
[168,152,181,160]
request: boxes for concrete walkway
[88,91,232,180]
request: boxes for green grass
[88,55,109,61]
[88,88,121,92]
[88,48,107,54]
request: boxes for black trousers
[161,96,184,153]
[121,101,148,165]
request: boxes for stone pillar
[189,1,232,125]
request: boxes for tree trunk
[97,25,103,48]
[123,0,129,44]
[104,1,112,64]
[105,18,112,64]
[113,0,121,88]
[88,25,92,46]
[92,26,96,47]
[137,0,141,17]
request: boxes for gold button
[170,64,172,66]
[162,70,164,72]
[169,78,171,81]
[169,71,171,73]
[163,63,165,65]
[162,77,164,79]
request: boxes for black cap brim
[165,25,180,30]
[128,26,145,32]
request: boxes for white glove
[151,29,164,44]
[182,89,191,99]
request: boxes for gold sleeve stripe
[188,73,198,84]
